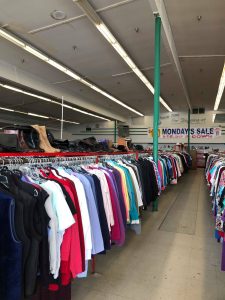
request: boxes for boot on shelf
[39,126,60,153]
[31,125,60,153]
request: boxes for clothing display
[0,151,191,300]
[205,154,225,271]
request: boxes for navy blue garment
[0,192,22,300]
[111,168,127,228]
[91,174,111,251]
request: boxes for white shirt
[41,180,75,279]
[57,168,92,261]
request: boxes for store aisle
[72,169,225,300]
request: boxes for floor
[72,169,225,300]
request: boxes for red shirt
[43,170,85,285]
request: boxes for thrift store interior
[0,0,225,300]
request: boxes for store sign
[148,127,221,138]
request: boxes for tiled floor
[72,169,225,300]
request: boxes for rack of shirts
[205,153,225,271]
[0,151,191,300]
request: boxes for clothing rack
[0,151,139,276]
[0,150,191,300]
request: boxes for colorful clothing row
[205,154,225,271]
[0,152,191,300]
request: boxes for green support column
[114,120,117,143]
[188,109,191,153]
[152,15,161,212]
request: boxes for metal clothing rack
[0,150,140,275]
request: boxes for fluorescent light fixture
[74,0,173,113]
[0,105,80,123]
[0,27,144,117]
[28,112,49,119]
[14,110,28,115]
[214,62,225,111]
[96,24,117,44]
[1,84,54,103]
[0,82,113,120]
[0,106,14,112]
[48,59,67,72]
[63,104,111,120]
[123,56,136,70]
[73,0,101,24]
[24,45,49,61]
[0,29,25,47]
[160,97,173,112]
[64,69,81,80]
[56,118,80,125]
[113,43,128,58]
[79,78,94,88]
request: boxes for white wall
[67,111,225,150]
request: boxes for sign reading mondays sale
[148,127,221,139]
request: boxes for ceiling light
[79,78,94,88]
[0,82,112,120]
[73,0,172,113]
[160,97,172,112]
[51,10,67,21]
[0,105,80,123]
[56,118,79,125]
[96,24,117,44]
[64,69,81,80]
[124,56,136,70]
[0,106,14,112]
[0,28,143,117]
[113,43,128,58]
[28,112,49,119]
[24,45,49,61]
[48,59,67,72]
[0,29,25,47]
[0,84,54,103]
[63,104,111,120]
[73,0,101,24]
[214,62,225,111]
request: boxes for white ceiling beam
[148,0,192,110]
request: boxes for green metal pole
[114,120,117,143]
[188,109,191,153]
[153,15,161,212]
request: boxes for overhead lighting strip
[0,105,80,124]
[74,0,172,112]
[214,62,225,111]
[0,28,143,117]
[0,83,110,121]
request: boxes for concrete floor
[72,169,225,300]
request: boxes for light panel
[74,0,173,112]
[63,104,110,120]
[214,62,225,111]
[0,83,111,120]
[0,106,80,124]
[0,106,14,112]
[0,27,143,116]
[0,29,25,47]
[28,112,49,119]
[24,45,49,61]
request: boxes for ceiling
[0,0,224,128]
